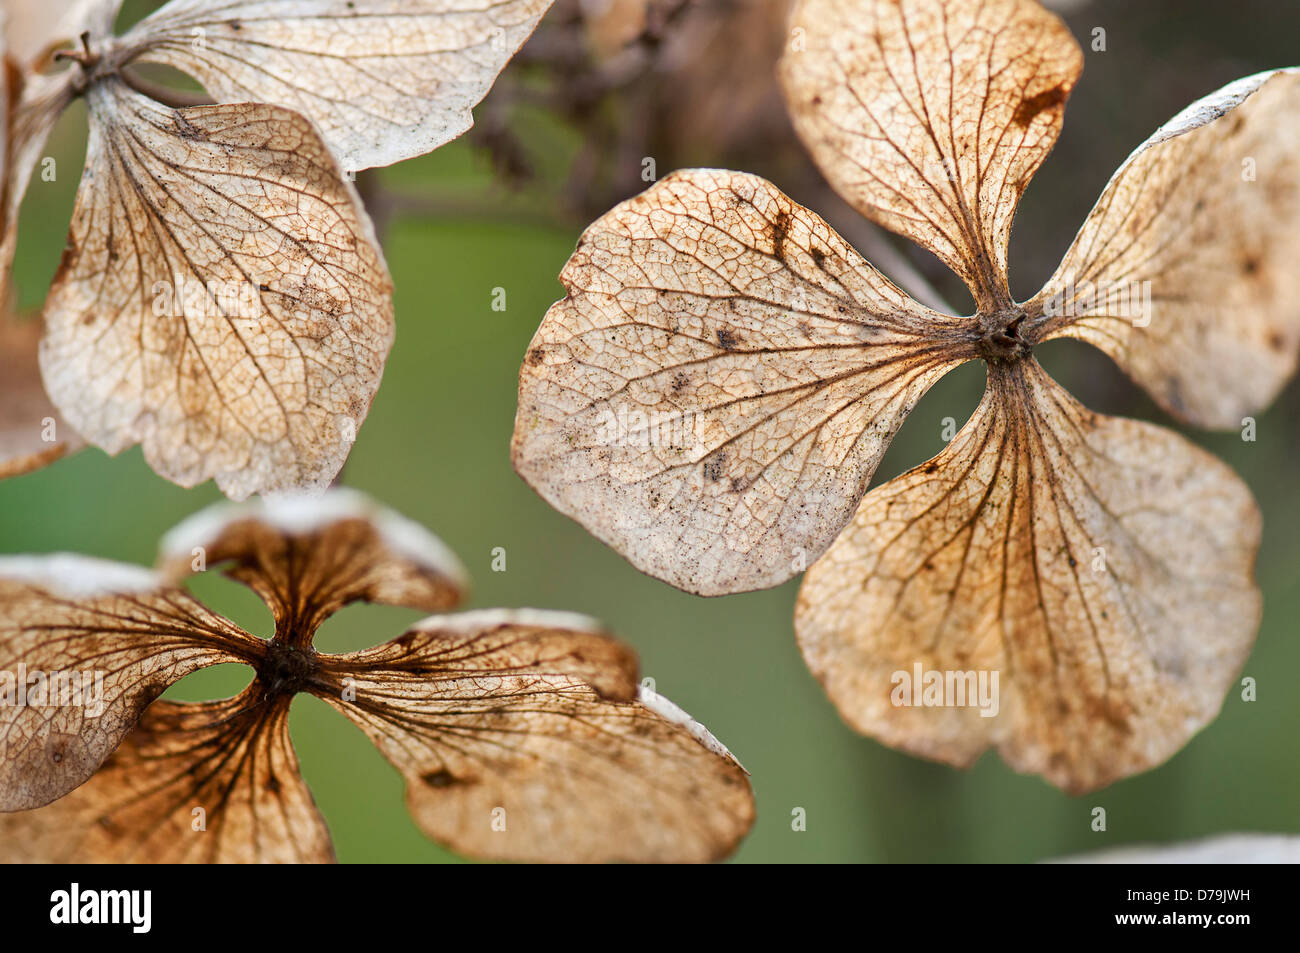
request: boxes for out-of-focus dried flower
[0,490,755,863]
[0,0,553,495]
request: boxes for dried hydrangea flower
[0,0,554,495]
[0,490,754,862]
[513,0,1299,791]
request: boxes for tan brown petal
[315,609,756,862]
[0,690,335,862]
[1026,69,1300,429]
[123,0,556,171]
[779,0,1082,310]
[581,0,652,60]
[513,168,970,596]
[1,16,7,211]
[795,359,1260,794]
[157,490,469,646]
[0,312,82,478]
[39,80,394,498]
[0,556,255,810]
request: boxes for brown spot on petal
[422,769,461,788]
[1013,84,1069,126]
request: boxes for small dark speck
[770,209,792,258]
[703,451,727,482]
[1166,376,1187,415]
[173,115,201,140]
[716,328,740,350]
[422,769,458,788]
[526,347,545,366]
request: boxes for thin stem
[119,69,214,109]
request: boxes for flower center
[257,641,319,698]
[53,32,105,93]
[977,308,1031,363]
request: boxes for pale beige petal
[0,555,256,810]
[0,2,124,298]
[121,0,555,171]
[1057,834,1300,864]
[316,609,755,863]
[1,71,79,301]
[513,169,971,596]
[779,0,1082,309]
[39,80,394,498]
[0,0,116,243]
[157,490,468,645]
[795,359,1260,794]
[5,0,120,67]
[1026,70,1300,428]
[0,312,83,479]
[0,691,335,862]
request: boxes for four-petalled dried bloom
[513,0,1300,792]
[0,490,755,862]
[0,0,554,496]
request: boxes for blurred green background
[1,0,1297,862]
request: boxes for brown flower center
[977,308,1031,363]
[53,32,107,93]
[257,641,319,698]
